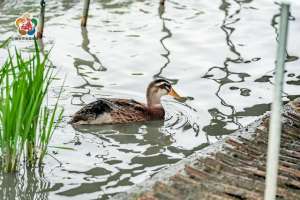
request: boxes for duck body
[70,98,164,125]
[70,79,181,125]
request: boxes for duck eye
[162,84,171,91]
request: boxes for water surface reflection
[0,169,50,200]
[0,0,300,200]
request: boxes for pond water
[0,0,300,199]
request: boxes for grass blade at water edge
[0,39,63,172]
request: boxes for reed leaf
[0,39,63,172]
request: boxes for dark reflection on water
[0,168,51,200]
[62,121,183,199]
[203,0,253,135]
[64,112,209,199]
[154,4,178,84]
[73,121,169,146]
[71,27,106,105]
[80,27,106,72]
[1,0,300,200]
[271,3,298,63]
[202,0,299,137]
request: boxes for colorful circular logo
[15,13,38,37]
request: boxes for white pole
[81,0,90,27]
[264,3,290,200]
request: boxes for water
[0,0,300,199]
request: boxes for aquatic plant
[0,37,11,49]
[0,40,63,172]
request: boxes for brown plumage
[70,79,181,125]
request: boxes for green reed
[0,40,63,172]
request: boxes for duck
[70,79,182,125]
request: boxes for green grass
[0,39,63,172]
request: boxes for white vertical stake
[264,3,290,200]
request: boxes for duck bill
[168,88,182,99]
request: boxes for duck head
[146,79,181,108]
